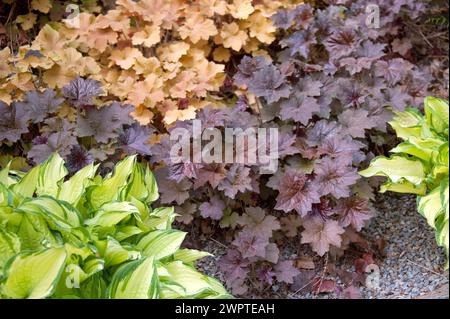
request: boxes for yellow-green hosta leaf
[124,163,147,202]
[18,196,82,230]
[100,237,141,268]
[391,137,444,162]
[37,153,68,197]
[0,162,15,187]
[88,156,136,209]
[106,256,159,299]
[17,214,57,251]
[435,213,449,269]
[115,225,143,242]
[129,196,150,221]
[424,96,449,135]
[58,163,98,205]
[140,207,177,230]
[418,187,445,229]
[0,183,12,206]
[390,141,433,161]
[389,108,423,140]
[136,230,186,260]
[85,202,140,228]
[174,249,212,263]
[144,167,159,203]
[432,143,449,177]
[359,156,426,185]
[64,243,93,261]
[1,247,67,299]
[0,227,21,270]
[440,177,449,218]
[160,261,228,298]
[11,165,39,199]
[79,274,107,299]
[380,180,427,196]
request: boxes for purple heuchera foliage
[119,123,154,155]
[65,144,94,173]
[15,89,64,123]
[62,77,103,107]
[77,102,134,143]
[151,0,435,296]
[0,101,30,143]
[0,80,156,168]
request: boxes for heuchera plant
[0,0,302,125]
[360,97,449,268]
[153,0,434,295]
[0,77,154,170]
[0,153,230,299]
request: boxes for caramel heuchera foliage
[0,0,302,125]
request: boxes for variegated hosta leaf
[159,261,228,298]
[99,237,141,267]
[391,137,444,162]
[144,167,159,203]
[359,156,426,185]
[418,187,444,229]
[17,214,57,251]
[18,196,83,230]
[84,201,140,228]
[88,155,136,209]
[106,256,159,299]
[388,108,423,140]
[0,163,16,187]
[424,96,449,136]
[136,229,186,260]
[1,247,67,299]
[441,177,449,219]
[11,165,39,199]
[435,214,449,269]
[139,206,177,230]
[379,180,427,196]
[36,153,68,197]
[58,163,98,205]
[0,227,21,270]
[174,249,212,263]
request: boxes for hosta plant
[360,97,449,268]
[0,153,230,299]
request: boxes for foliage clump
[153,0,439,295]
[0,0,302,125]
[0,154,230,299]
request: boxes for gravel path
[361,193,448,299]
[194,193,449,299]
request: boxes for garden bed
[0,0,448,300]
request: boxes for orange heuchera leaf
[131,104,154,125]
[178,14,218,44]
[228,0,254,19]
[220,22,249,51]
[31,0,52,13]
[33,25,66,52]
[164,106,197,125]
[0,48,11,78]
[158,42,191,63]
[132,25,161,48]
[16,13,38,31]
[109,47,143,69]
[0,0,300,125]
